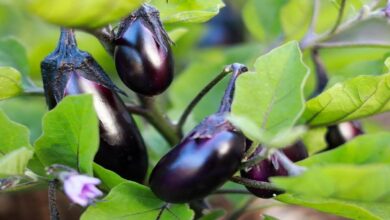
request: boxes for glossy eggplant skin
[325,121,363,151]
[41,28,148,183]
[64,73,148,182]
[114,5,173,96]
[241,142,308,198]
[150,114,246,203]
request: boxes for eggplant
[240,142,308,198]
[41,28,148,183]
[149,64,248,203]
[325,121,364,151]
[114,4,173,96]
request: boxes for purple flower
[62,174,103,207]
[47,164,103,207]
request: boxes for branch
[310,47,328,98]
[138,96,180,145]
[240,149,268,170]
[230,176,284,192]
[176,65,233,135]
[316,41,390,48]
[48,180,60,220]
[329,0,346,34]
[23,87,44,96]
[125,103,149,116]
[213,189,251,195]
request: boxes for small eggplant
[41,28,148,183]
[324,121,364,151]
[114,4,173,96]
[149,64,248,203]
[241,142,308,198]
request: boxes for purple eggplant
[149,64,248,203]
[41,28,148,183]
[324,121,364,151]
[114,4,173,96]
[241,142,308,198]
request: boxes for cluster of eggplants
[149,64,248,203]
[324,121,364,151]
[114,4,174,96]
[41,28,148,183]
[240,141,308,198]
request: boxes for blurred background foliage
[1,0,390,219]
[0,0,388,141]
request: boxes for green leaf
[232,41,309,138]
[299,133,390,166]
[301,73,390,126]
[242,0,287,42]
[34,95,99,175]
[0,109,30,153]
[272,133,390,219]
[93,163,127,191]
[229,115,306,148]
[0,147,33,177]
[28,0,144,28]
[277,194,389,220]
[0,67,22,100]
[273,164,390,202]
[0,38,31,87]
[301,127,327,155]
[151,0,225,23]
[81,182,194,220]
[167,27,188,43]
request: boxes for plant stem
[83,26,115,56]
[48,180,60,220]
[138,96,180,145]
[213,189,251,195]
[316,41,390,48]
[125,103,149,116]
[301,6,385,49]
[240,149,268,170]
[176,65,233,135]
[230,176,283,192]
[329,0,346,34]
[23,88,45,96]
[310,47,328,98]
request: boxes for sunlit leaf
[34,95,99,175]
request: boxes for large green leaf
[272,133,390,219]
[301,73,390,126]
[34,95,99,175]
[93,163,127,191]
[0,147,33,177]
[277,194,389,220]
[273,164,390,202]
[151,0,224,23]
[232,41,309,138]
[0,109,30,153]
[242,0,287,42]
[0,38,31,87]
[28,0,144,28]
[81,182,194,220]
[299,133,390,166]
[0,67,22,100]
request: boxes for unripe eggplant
[324,121,363,151]
[41,28,148,183]
[241,142,308,198]
[149,64,248,203]
[114,4,173,96]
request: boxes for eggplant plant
[1,1,390,220]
